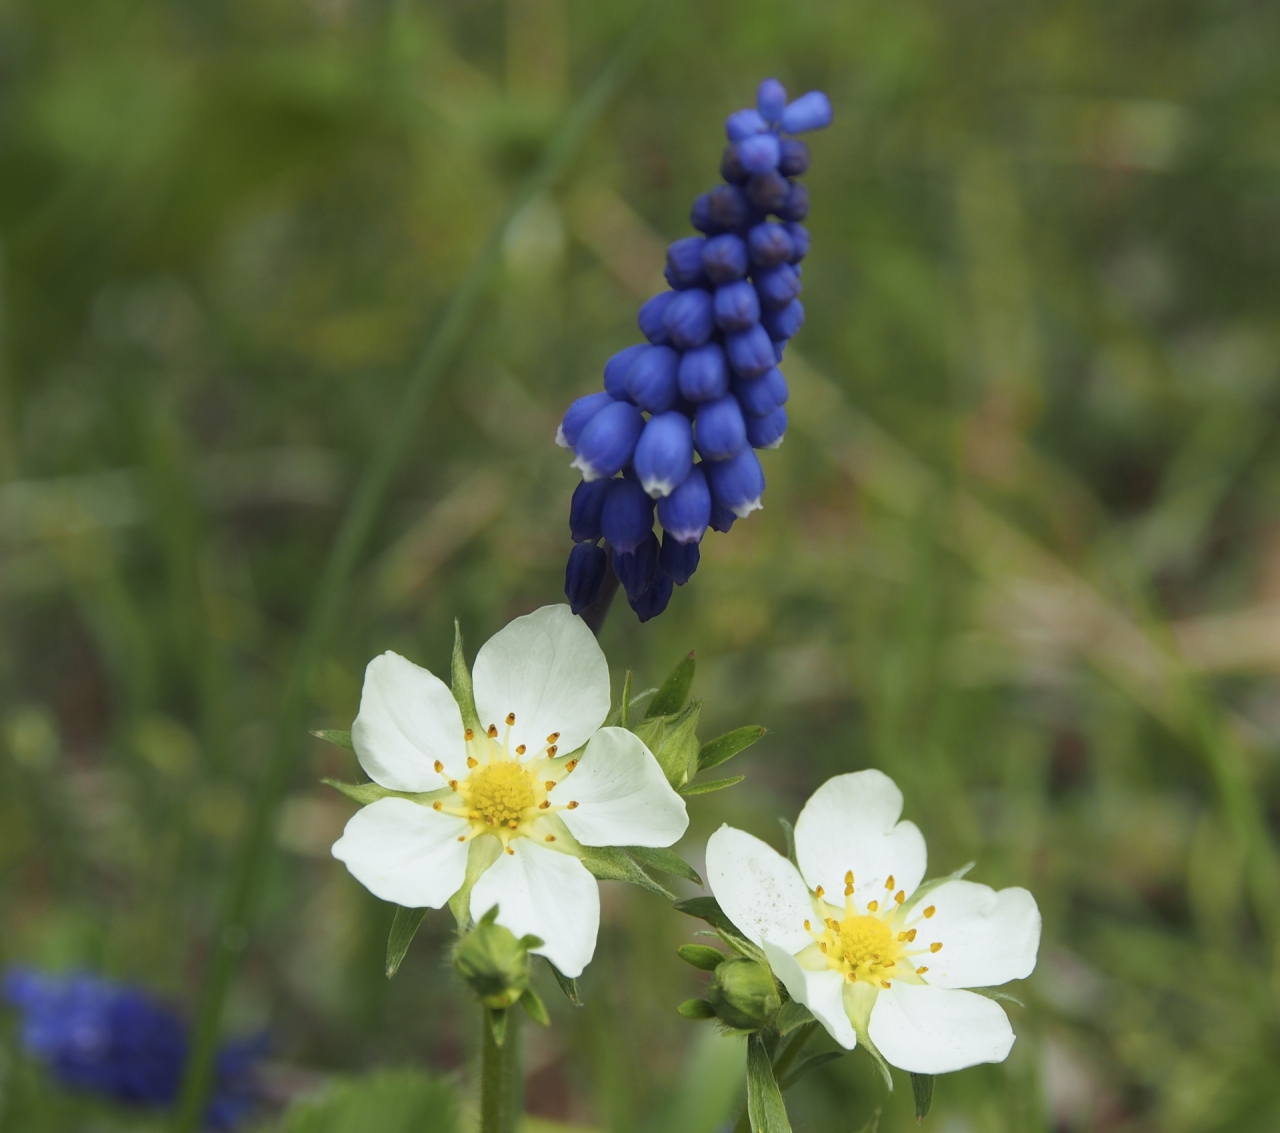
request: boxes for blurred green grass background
[2,0,1280,1130]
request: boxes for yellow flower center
[466,760,536,826]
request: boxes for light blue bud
[706,448,765,518]
[678,343,729,403]
[714,280,760,333]
[738,133,781,174]
[604,344,646,401]
[725,324,775,378]
[556,391,612,449]
[780,91,833,134]
[695,395,748,462]
[762,299,804,340]
[600,474,655,553]
[564,542,608,614]
[634,412,694,498]
[657,463,710,544]
[638,291,676,344]
[663,288,715,350]
[572,400,644,481]
[746,406,787,449]
[725,108,768,141]
[625,345,680,413]
[757,78,787,124]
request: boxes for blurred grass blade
[386,906,429,979]
[646,651,696,716]
[172,4,673,1125]
[698,726,766,771]
[746,1032,793,1133]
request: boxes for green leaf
[677,998,716,1019]
[448,835,502,930]
[576,844,674,899]
[324,778,394,805]
[677,944,725,971]
[653,700,702,788]
[647,651,696,717]
[487,1007,508,1047]
[674,896,748,938]
[626,845,702,886]
[679,774,745,796]
[543,957,583,1006]
[630,714,665,755]
[910,1073,935,1120]
[386,906,428,979]
[698,726,766,771]
[520,987,550,1027]
[450,619,481,733]
[311,729,354,750]
[746,1031,793,1133]
[779,1051,845,1091]
[969,987,1026,1008]
[275,1068,457,1133]
[775,998,814,1035]
[778,818,797,867]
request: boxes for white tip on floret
[762,435,785,450]
[555,424,570,449]
[570,454,603,482]
[731,495,763,519]
[640,475,676,499]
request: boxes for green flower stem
[732,1024,817,1133]
[481,1009,523,1133]
[170,5,671,1128]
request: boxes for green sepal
[910,1073,935,1120]
[450,619,481,733]
[698,725,766,771]
[715,928,767,965]
[543,957,583,1006]
[519,987,550,1027]
[677,998,716,1020]
[487,1007,508,1048]
[630,714,665,756]
[968,987,1026,1008]
[607,670,635,727]
[576,844,674,899]
[386,906,428,979]
[626,845,702,886]
[653,700,702,788]
[859,1032,895,1092]
[778,818,798,868]
[448,835,502,929]
[647,651,696,717]
[775,997,815,1035]
[322,778,446,807]
[779,1051,845,1092]
[680,774,745,797]
[676,944,725,971]
[673,896,747,938]
[746,1031,793,1133]
[311,729,354,750]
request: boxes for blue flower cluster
[559,79,831,621]
[2,968,262,1129]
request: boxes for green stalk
[481,1009,523,1133]
[171,5,670,1128]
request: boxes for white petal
[351,652,467,791]
[763,942,857,1050]
[472,604,611,758]
[705,826,813,954]
[910,880,1040,989]
[331,798,469,908]
[469,841,600,978]
[793,770,927,904]
[868,983,1015,1074]
[559,727,689,848]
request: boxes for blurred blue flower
[559,78,830,618]
[2,968,262,1129]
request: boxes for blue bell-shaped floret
[569,477,612,542]
[555,391,613,450]
[612,532,659,602]
[630,570,674,622]
[785,223,809,262]
[666,237,709,290]
[733,366,786,418]
[634,412,695,498]
[624,345,680,413]
[746,406,787,450]
[725,324,775,377]
[572,401,644,481]
[706,185,752,231]
[747,170,789,213]
[601,473,655,553]
[778,139,810,177]
[638,291,676,344]
[755,263,801,308]
[663,288,716,350]
[564,542,608,614]
[709,498,737,533]
[695,395,749,462]
[660,533,700,585]
[725,108,768,141]
[706,447,765,518]
[738,133,781,174]
[603,344,646,401]
[781,91,833,134]
[702,234,748,284]
[747,222,794,268]
[678,343,729,403]
[714,280,760,333]
[762,299,804,341]
[778,181,809,222]
[656,462,711,544]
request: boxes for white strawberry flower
[706,770,1040,1075]
[332,604,689,978]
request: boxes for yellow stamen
[885,875,894,889]
[432,802,442,811]
[815,886,825,898]
[545,781,556,790]
[867,900,879,912]
[467,756,478,768]
[930,942,942,953]
[894,890,905,904]
[567,801,579,809]
[906,929,917,942]
[916,966,928,974]
[464,728,474,741]
[487,724,498,738]
[546,732,560,743]
[434,760,443,773]
[924,906,936,918]
[880,980,891,989]
[515,744,526,755]
[545,835,556,842]
[547,745,558,757]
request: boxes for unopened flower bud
[453,914,536,1010]
[725,324,775,378]
[702,234,748,284]
[709,498,737,533]
[778,181,809,223]
[630,571,673,622]
[638,291,676,345]
[706,185,752,231]
[714,280,760,333]
[720,144,749,186]
[603,344,647,401]
[657,463,711,544]
[564,542,608,614]
[556,391,612,450]
[746,406,787,450]
[571,401,644,481]
[747,170,789,213]
[762,299,804,342]
[755,263,801,308]
[695,396,748,462]
[778,138,810,177]
[601,474,655,553]
[781,91,833,134]
[757,78,787,124]
[725,108,768,141]
[663,288,716,350]
[708,957,781,1032]
[660,534,700,586]
[677,343,729,403]
[634,412,694,498]
[738,133,781,175]
[785,223,809,262]
[747,222,794,268]
[666,237,709,290]
[612,534,659,602]
[569,477,611,542]
[624,345,680,413]
[706,448,765,518]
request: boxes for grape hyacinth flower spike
[558,78,831,621]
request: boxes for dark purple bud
[780,91,833,134]
[709,498,737,533]
[638,291,675,344]
[569,477,611,542]
[707,185,752,231]
[706,447,766,519]
[725,108,768,141]
[714,280,760,333]
[739,133,781,175]
[612,533,659,601]
[572,401,644,480]
[785,223,810,262]
[657,463,711,544]
[663,288,715,350]
[634,412,694,498]
[720,144,749,186]
[755,263,801,308]
[624,345,680,413]
[747,223,794,268]
[630,570,674,622]
[777,181,809,222]
[746,406,788,450]
[604,344,647,401]
[601,474,655,554]
[747,171,789,213]
[702,234,748,284]
[733,366,786,417]
[660,533,701,585]
[565,542,607,615]
[695,395,748,462]
[678,343,730,403]
[725,324,776,378]
[556,391,613,449]
[762,299,804,340]
[778,138,810,177]
[757,78,787,124]
[666,237,709,290]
